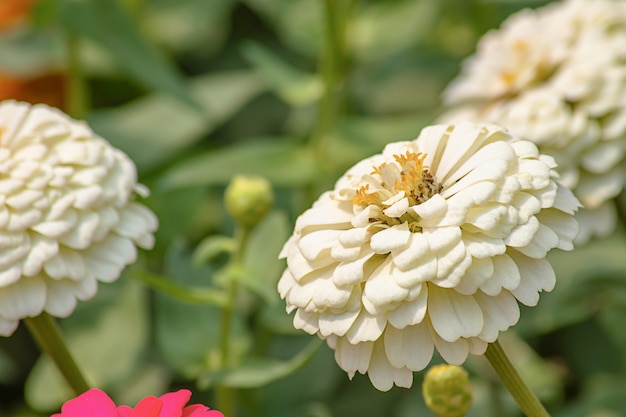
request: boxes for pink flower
[51,388,225,417]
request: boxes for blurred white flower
[0,100,157,336]
[441,0,626,243]
[279,122,579,391]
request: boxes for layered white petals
[279,122,579,390]
[441,0,626,243]
[0,101,158,335]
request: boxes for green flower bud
[224,175,274,229]
[422,365,472,417]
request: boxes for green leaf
[58,0,196,107]
[154,241,252,377]
[241,41,323,106]
[351,0,442,62]
[87,71,265,173]
[193,235,236,266]
[240,211,290,305]
[132,270,228,307]
[241,0,323,58]
[326,114,433,171]
[198,338,322,388]
[156,140,318,189]
[142,0,236,55]
[0,29,63,75]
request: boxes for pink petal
[182,404,225,417]
[126,396,163,417]
[58,388,118,417]
[158,390,192,417]
[117,405,133,417]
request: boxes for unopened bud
[224,175,274,228]
[422,364,472,417]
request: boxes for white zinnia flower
[440,0,626,243]
[0,100,158,336]
[279,122,579,391]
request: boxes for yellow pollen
[500,71,517,86]
[350,151,442,210]
[351,184,381,207]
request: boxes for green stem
[24,313,90,395]
[216,226,251,416]
[65,33,89,119]
[310,0,350,168]
[485,340,550,417]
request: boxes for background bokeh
[1,0,626,416]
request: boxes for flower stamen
[350,151,442,230]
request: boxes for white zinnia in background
[279,122,579,391]
[0,100,158,336]
[440,0,626,243]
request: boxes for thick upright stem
[485,339,550,417]
[24,313,90,395]
[216,226,251,416]
[310,0,350,167]
[65,33,89,119]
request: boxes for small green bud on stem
[224,175,274,229]
[422,364,472,417]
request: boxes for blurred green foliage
[2,0,626,416]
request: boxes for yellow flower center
[351,151,442,231]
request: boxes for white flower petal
[433,241,470,287]
[334,338,374,377]
[504,216,540,248]
[21,236,59,276]
[431,330,469,365]
[423,226,461,253]
[428,286,483,342]
[576,168,625,209]
[480,254,521,295]
[462,232,506,258]
[412,193,447,220]
[391,233,431,270]
[369,222,411,254]
[43,248,85,281]
[44,281,79,317]
[384,322,434,371]
[509,251,555,306]
[319,309,360,337]
[466,204,508,232]
[298,229,342,261]
[536,208,579,250]
[512,222,559,259]
[475,291,520,342]
[383,197,410,218]
[391,253,437,288]
[467,337,488,356]
[0,316,18,336]
[387,286,428,329]
[293,309,320,334]
[455,257,494,295]
[0,277,45,320]
[368,340,412,391]
[346,311,387,344]
[364,259,410,308]
[338,227,371,247]
[295,200,353,233]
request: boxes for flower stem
[216,225,251,416]
[24,313,90,395]
[310,0,350,169]
[65,32,89,119]
[485,339,550,417]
